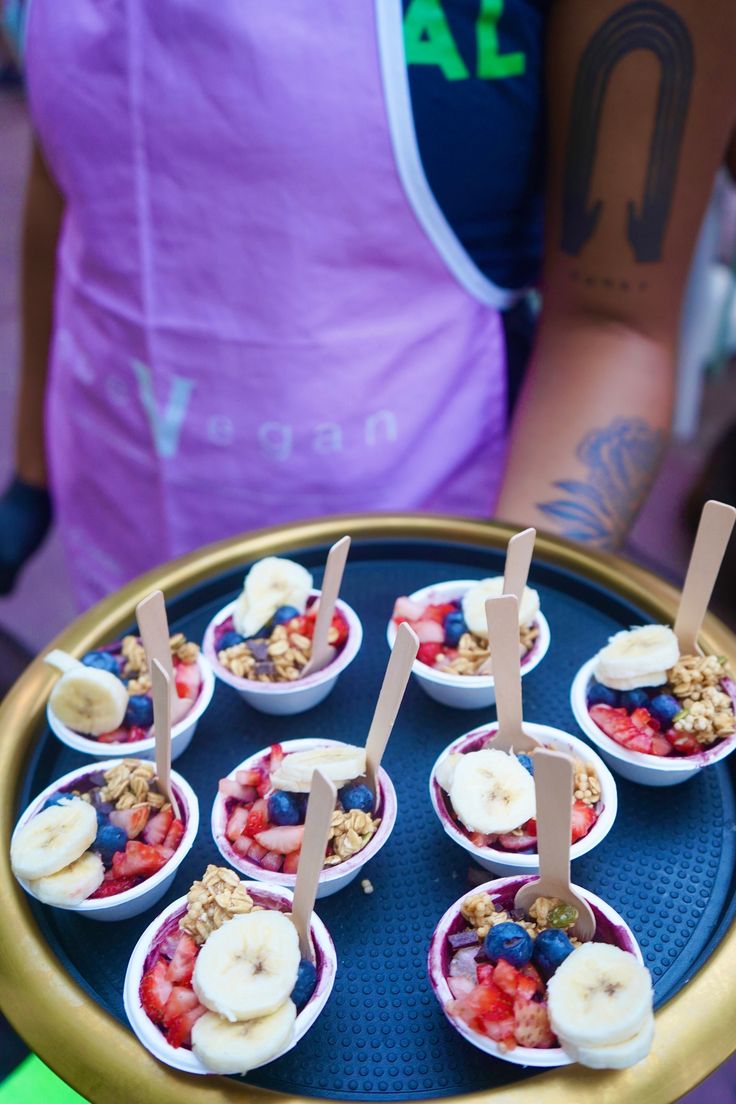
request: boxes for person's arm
[496,0,736,549]
[0,139,63,593]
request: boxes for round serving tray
[1,514,736,1104]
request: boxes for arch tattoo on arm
[561,2,694,263]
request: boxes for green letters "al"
[404,0,525,81]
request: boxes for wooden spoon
[514,749,595,941]
[291,768,337,960]
[150,659,181,820]
[503,527,536,604]
[301,536,351,678]
[484,595,538,753]
[674,499,736,654]
[136,590,175,704]
[365,622,419,796]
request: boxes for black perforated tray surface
[17,539,736,1100]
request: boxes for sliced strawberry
[236,767,267,789]
[96,727,128,744]
[650,733,673,756]
[417,642,443,667]
[513,995,555,1048]
[666,727,700,755]
[269,744,285,773]
[226,804,250,842]
[109,804,150,840]
[522,817,537,835]
[476,962,496,987]
[167,934,198,985]
[414,620,446,645]
[255,825,305,855]
[328,612,349,647]
[630,707,659,733]
[219,778,257,803]
[260,849,283,872]
[589,704,637,747]
[392,597,425,623]
[571,800,596,843]
[162,818,184,854]
[162,985,200,1027]
[174,658,201,700]
[518,962,543,997]
[164,1004,206,1049]
[126,725,149,743]
[492,959,522,998]
[283,849,301,875]
[424,602,458,625]
[624,730,653,754]
[450,981,514,1036]
[468,831,494,848]
[142,807,174,846]
[497,830,537,852]
[140,959,172,1025]
[232,834,254,857]
[112,840,170,879]
[247,840,268,863]
[246,797,270,837]
[286,615,314,640]
[88,875,139,899]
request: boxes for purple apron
[25,0,511,608]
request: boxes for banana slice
[193,911,300,1022]
[547,943,653,1048]
[192,1001,296,1074]
[449,749,535,835]
[232,557,313,638]
[29,850,104,906]
[50,665,128,736]
[435,753,462,793]
[560,1012,654,1069]
[594,626,679,690]
[462,578,540,638]
[270,744,366,793]
[11,798,98,881]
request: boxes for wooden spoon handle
[674,500,736,653]
[151,659,180,819]
[485,595,523,753]
[291,769,336,960]
[503,527,536,604]
[306,536,351,674]
[137,591,174,700]
[365,622,419,794]
[533,749,573,896]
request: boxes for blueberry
[273,605,300,625]
[290,958,317,1009]
[517,754,534,776]
[93,823,128,865]
[649,693,680,728]
[532,928,574,978]
[43,792,71,810]
[443,610,468,648]
[123,694,154,728]
[338,783,374,814]
[82,650,120,676]
[218,630,246,651]
[587,680,619,707]
[267,790,303,826]
[620,688,650,711]
[483,922,533,968]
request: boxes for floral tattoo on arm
[536,418,665,549]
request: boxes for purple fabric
[26,0,507,608]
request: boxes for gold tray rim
[1,512,734,1104]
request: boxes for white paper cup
[571,658,736,787]
[47,653,215,762]
[212,737,396,898]
[386,580,550,710]
[428,874,643,1068]
[203,592,362,716]
[124,883,337,1075]
[429,722,617,876]
[12,760,199,921]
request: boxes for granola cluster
[325,808,381,865]
[669,654,735,745]
[219,623,313,683]
[180,864,259,944]
[573,760,601,806]
[76,760,168,812]
[461,893,577,941]
[122,632,200,696]
[437,624,540,677]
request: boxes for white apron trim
[375,0,522,311]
